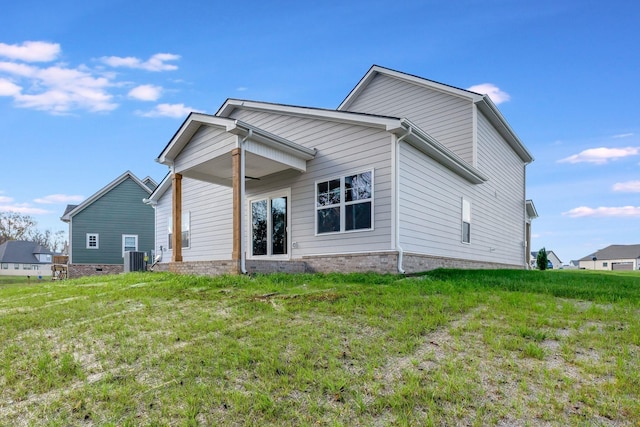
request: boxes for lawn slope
[0,270,638,426]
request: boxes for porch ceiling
[180,151,299,186]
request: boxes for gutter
[238,129,253,274]
[395,127,412,274]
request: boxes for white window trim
[314,169,374,236]
[247,188,291,260]
[86,233,99,249]
[122,234,139,257]
[461,198,471,244]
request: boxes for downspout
[239,128,253,274]
[395,126,412,274]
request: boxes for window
[86,233,99,249]
[168,212,190,249]
[14,264,19,270]
[316,171,373,234]
[250,194,288,257]
[23,264,30,270]
[122,234,138,256]
[603,262,608,268]
[462,198,471,244]
[1,263,7,270]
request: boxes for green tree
[536,247,549,270]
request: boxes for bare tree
[0,212,37,245]
[0,212,66,252]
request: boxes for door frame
[247,188,291,260]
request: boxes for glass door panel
[271,197,287,255]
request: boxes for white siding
[232,109,394,257]
[344,74,475,164]
[174,125,236,173]
[155,177,233,262]
[398,108,525,267]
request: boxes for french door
[250,192,289,258]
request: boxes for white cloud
[0,41,60,62]
[467,83,511,105]
[558,147,640,164]
[0,203,51,215]
[138,103,196,118]
[613,133,634,138]
[100,53,180,72]
[0,195,14,203]
[0,61,117,113]
[128,84,162,101]
[562,206,640,218]
[236,86,248,92]
[34,194,84,204]
[0,78,21,96]
[612,181,640,192]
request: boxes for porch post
[231,148,242,271]
[172,173,183,262]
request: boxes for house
[530,250,562,269]
[61,171,157,278]
[148,65,534,275]
[0,240,54,277]
[578,244,640,271]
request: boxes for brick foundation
[68,264,124,279]
[155,251,523,277]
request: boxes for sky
[0,0,638,263]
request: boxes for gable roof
[337,65,534,164]
[0,240,53,264]
[217,99,488,184]
[60,171,153,222]
[579,244,640,261]
[144,172,171,205]
[156,112,317,167]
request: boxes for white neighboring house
[578,244,640,271]
[530,250,562,269]
[0,240,54,277]
[146,65,535,275]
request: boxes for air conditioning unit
[124,251,146,272]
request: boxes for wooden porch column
[231,148,242,268]
[171,173,183,262]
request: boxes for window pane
[181,231,190,248]
[345,202,372,231]
[345,172,371,202]
[271,197,287,255]
[317,207,340,233]
[462,222,471,243]
[317,179,341,207]
[252,200,267,256]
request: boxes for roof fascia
[338,65,483,111]
[61,171,151,221]
[145,172,172,203]
[400,119,488,184]
[217,99,402,132]
[526,199,538,218]
[156,113,239,165]
[475,97,534,164]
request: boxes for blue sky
[0,0,638,263]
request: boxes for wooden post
[172,173,183,262]
[231,148,242,269]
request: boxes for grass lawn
[0,269,638,426]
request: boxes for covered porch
[156,113,316,274]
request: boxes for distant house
[0,240,54,277]
[531,250,562,269]
[148,65,535,275]
[61,171,157,278]
[578,244,640,271]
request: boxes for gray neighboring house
[148,65,535,275]
[0,240,54,277]
[530,250,562,269]
[578,244,640,271]
[61,171,157,278]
